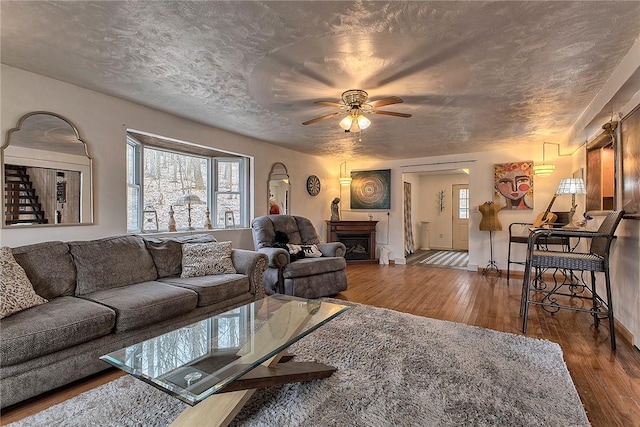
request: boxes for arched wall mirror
[268,162,289,215]
[2,111,93,227]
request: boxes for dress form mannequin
[479,201,502,231]
[479,201,502,275]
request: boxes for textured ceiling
[2,1,640,160]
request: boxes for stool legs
[603,268,616,350]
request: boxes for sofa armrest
[257,247,290,269]
[317,242,346,258]
[231,249,269,299]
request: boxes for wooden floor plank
[2,264,638,427]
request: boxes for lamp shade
[339,114,353,130]
[556,178,586,195]
[357,114,371,130]
[174,194,204,206]
[533,164,556,176]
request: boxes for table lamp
[174,193,204,230]
[556,178,586,228]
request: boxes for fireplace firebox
[326,220,378,264]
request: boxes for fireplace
[326,220,378,264]
[339,234,371,261]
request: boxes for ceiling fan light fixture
[357,114,371,130]
[339,114,353,130]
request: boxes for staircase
[4,165,48,225]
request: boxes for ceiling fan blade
[302,111,342,125]
[314,101,344,108]
[368,96,404,108]
[373,110,412,118]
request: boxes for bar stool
[520,210,624,350]
[506,212,571,281]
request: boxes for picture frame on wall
[350,169,391,210]
[493,161,534,210]
[621,104,640,218]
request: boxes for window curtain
[404,182,415,256]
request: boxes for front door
[452,184,469,251]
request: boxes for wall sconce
[533,142,557,176]
[533,142,585,177]
[339,161,352,185]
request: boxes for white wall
[0,65,337,248]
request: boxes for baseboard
[475,267,502,277]
[615,319,635,347]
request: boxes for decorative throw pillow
[0,247,48,319]
[287,244,323,258]
[300,244,323,258]
[181,241,236,278]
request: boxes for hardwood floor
[2,264,639,426]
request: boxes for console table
[326,220,378,264]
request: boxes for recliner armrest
[257,247,290,269]
[317,242,346,258]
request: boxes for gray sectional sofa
[0,234,268,409]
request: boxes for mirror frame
[2,111,94,228]
[268,162,290,215]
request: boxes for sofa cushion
[11,241,76,299]
[160,274,249,307]
[282,256,347,279]
[81,281,197,332]
[0,247,48,319]
[143,234,217,278]
[0,296,115,365]
[181,241,236,278]
[69,235,158,295]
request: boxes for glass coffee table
[101,294,349,426]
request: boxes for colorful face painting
[494,161,534,210]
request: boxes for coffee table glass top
[100,295,349,405]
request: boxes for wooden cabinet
[326,220,378,264]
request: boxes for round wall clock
[306,175,321,196]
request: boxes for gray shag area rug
[10,302,589,426]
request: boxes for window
[127,133,249,233]
[458,187,469,219]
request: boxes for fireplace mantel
[326,220,378,264]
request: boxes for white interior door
[452,184,469,251]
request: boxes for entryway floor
[406,249,469,269]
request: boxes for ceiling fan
[302,89,412,132]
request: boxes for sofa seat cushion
[160,274,249,307]
[282,257,347,279]
[81,281,197,332]
[0,296,116,365]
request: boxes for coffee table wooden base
[170,355,336,427]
